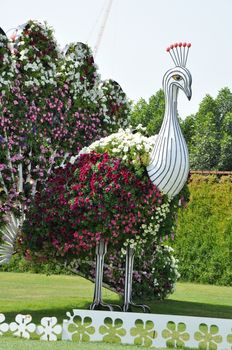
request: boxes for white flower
[0,314,9,335]
[10,315,36,339]
[36,317,62,341]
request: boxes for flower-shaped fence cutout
[194,323,222,350]
[130,319,156,346]
[68,315,95,342]
[0,314,9,335]
[162,321,189,347]
[9,314,36,339]
[99,317,126,344]
[227,329,232,349]
[36,317,62,341]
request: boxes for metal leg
[89,239,121,311]
[122,246,150,313]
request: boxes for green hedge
[173,175,232,286]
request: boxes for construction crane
[93,0,114,57]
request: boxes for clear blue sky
[1,0,232,119]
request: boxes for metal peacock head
[163,42,192,101]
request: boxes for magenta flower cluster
[20,151,166,261]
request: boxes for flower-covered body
[20,127,183,298]
[21,151,167,260]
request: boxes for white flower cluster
[12,21,60,88]
[99,80,131,131]
[61,43,102,103]
[61,48,131,130]
[76,125,157,168]
[152,245,180,298]
[0,34,16,93]
[140,201,171,239]
[120,201,171,254]
[23,60,57,88]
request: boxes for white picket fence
[0,310,232,349]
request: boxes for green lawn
[0,272,231,350]
[0,272,231,322]
[0,338,159,350]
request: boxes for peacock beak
[187,87,192,100]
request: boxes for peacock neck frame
[147,71,189,198]
[162,80,179,130]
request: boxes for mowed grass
[0,272,231,324]
[0,272,120,324]
[0,337,164,350]
[0,272,231,350]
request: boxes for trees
[130,88,232,171]
[189,94,221,170]
[189,90,232,170]
[130,89,165,136]
[219,113,232,170]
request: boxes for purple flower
[0,163,6,171]
[0,135,5,143]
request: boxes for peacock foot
[89,301,122,312]
[122,301,150,313]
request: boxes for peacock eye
[172,74,183,81]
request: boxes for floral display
[96,245,180,299]
[20,150,165,258]
[20,127,182,298]
[73,126,176,251]
[1,19,182,299]
[60,42,101,105]
[0,20,130,231]
[0,32,16,94]
[100,80,131,130]
[13,20,60,91]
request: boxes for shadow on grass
[3,298,232,324]
[2,298,121,324]
[148,299,232,319]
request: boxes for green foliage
[215,87,232,118]
[173,175,232,286]
[183,95,221,170]
[190,112,221,169]
[130,86,232,171]
[196,95,218,123]
[179,114,195,146]
[130,89,165,136]
[0,253,69,275]
[218,113,232,170]
[189,88,232,170]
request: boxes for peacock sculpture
[90,42,192,312]
[19,42,192,312]
[0,30,192,311]
[147,42,192,197]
